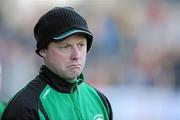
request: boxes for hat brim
[53,29,93,40]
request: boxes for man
[1,7,112,120]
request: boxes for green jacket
[1,65,112,120]
[0,102,6,119]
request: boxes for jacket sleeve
[95,89,113,120]
[1,98,39,120]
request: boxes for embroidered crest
[93,114,104,120]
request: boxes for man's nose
[71,45,80,60]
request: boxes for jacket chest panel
[39,85,107,120]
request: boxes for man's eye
[79,43,85,47]
[63,45,69,48]
[61,45,70,48]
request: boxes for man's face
[40,34,87,80]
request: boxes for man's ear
[39,49,47,58]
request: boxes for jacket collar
[39,65,84,93]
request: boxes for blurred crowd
[0,0,180,119]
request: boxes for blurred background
[0,0,180,119]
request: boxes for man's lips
[67,64,82,69]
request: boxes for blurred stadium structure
[0,0,180,119]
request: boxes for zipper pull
[71,82,78,93]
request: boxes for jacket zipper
[70,83,82,120]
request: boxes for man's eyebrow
[79,38,86,43]
[78,40,85,43]
[60,41,70,45]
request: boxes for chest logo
[93,114,104,120]
[42,88,51,99]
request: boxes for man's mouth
[67,64,81,69]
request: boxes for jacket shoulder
[1,77,46,120]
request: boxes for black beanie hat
[34,7,93,56]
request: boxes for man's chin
[66,72,81,80]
